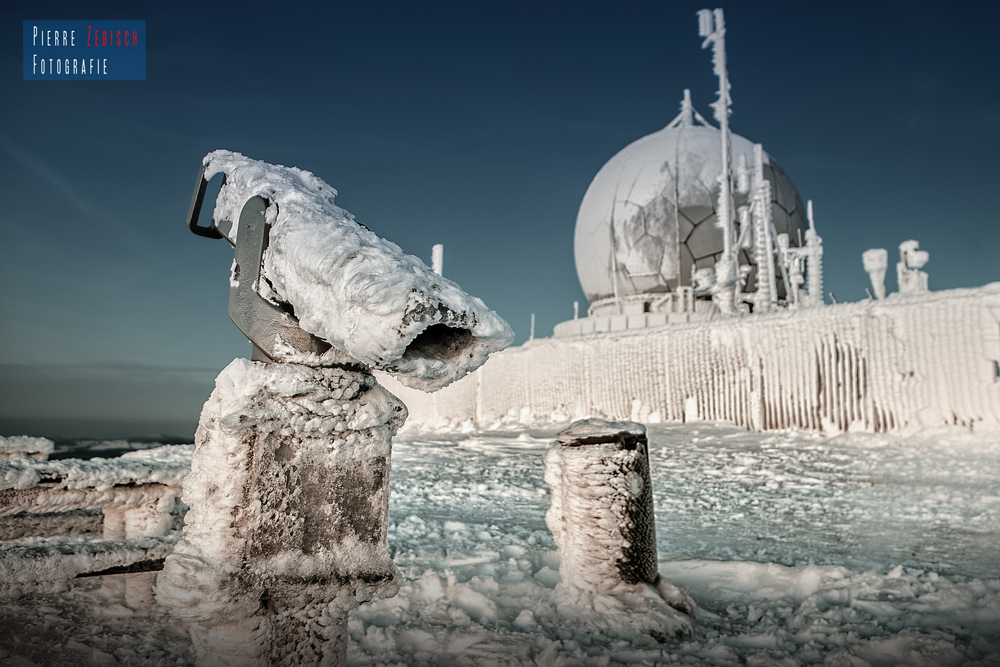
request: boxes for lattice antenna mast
[698,8,737,312]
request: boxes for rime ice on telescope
[200,150,513,391]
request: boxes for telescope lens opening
[403,324,475,363]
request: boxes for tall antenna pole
[698,8,737,314]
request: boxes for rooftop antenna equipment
[698,8,737,313]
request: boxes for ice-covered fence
[0,445,190,535]
[544,419,694,639]
[0,445,191,598]
[0,435,54,461]
[381,284,1000,433]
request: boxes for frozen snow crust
[2,423,1000,665]
[203,150,514,391]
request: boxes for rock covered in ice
[545,418,694,639]
[156,359,404,665]
[202,150,514,391]
[0,445,192,494]
[0,436,54,461]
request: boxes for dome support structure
[666,89,714,130]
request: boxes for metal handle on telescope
[186,162,226,239]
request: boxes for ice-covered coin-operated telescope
[156,151,513,666]
[182,149,513,390]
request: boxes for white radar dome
[574,106,807,304]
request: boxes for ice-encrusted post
[158,151,513,666]
[544,419,694,640]
[431,243,443,276]
[897,239,929,294]
[751,144,776,312]
[156,361,404,666]
[863,248,888,300]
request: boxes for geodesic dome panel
[574,125,808,303]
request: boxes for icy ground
[1,422,999,666]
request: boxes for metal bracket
[186,162,227,239]
[228,196,331,362]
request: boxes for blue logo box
[24,20,145,80]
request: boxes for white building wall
[379,284,1000,433]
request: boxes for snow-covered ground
[1,422,999,666]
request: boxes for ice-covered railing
[0,445,192,596]
[195,150,513,391]
[0,435,54,461]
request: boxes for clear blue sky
[2,1,998,438]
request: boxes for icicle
[806,200,824,306]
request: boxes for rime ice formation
[544,419,694,639]
[0,508,103,541]
[0,445,191,494]
[201,150,513,391]
[897,239,930,294]
[382,284,1000,433]
[863,248,888,300]
[0,446,189,603]
[0,534,179,601]
[0,445,189,541]
[0,436,53,461]
[155,359,405,666]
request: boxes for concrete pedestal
[156,359,405,666]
